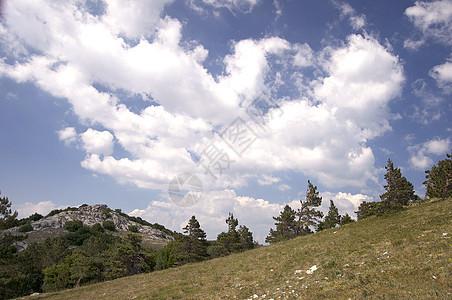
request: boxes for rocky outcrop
[2,204,173,250]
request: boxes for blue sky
[0,0,451,242]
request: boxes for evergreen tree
[265,205,298,244]
[424,152,452,199]
[339,213,355,225]
[298,180,323,235]
[323,200,341,229]
[355,201,379,220]
[237,225,254,250]
[214,213,253,254]
[174,216,208,263]
[380,159,418,211]
[0,192,18,230]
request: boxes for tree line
[265,153,451,244]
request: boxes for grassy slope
[26,199,451,299]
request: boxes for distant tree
[322,200,341,229]
[213,213,254,255]
[0,192,18,229]
[355,201,379,220]
[237,225,254,250]
[298,180,323,235]
[380,159,418,211]
[424,152,452,199]
[265,205,298,244]
[339,213,355,225]
[174,216,208,263]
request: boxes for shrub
[102,220,116,231]
[102,209,112,219]
[19,223,33,232]
[128,225,138,233]
[28,213,44,222]
[91,223,104,234]
[64,220,83,232]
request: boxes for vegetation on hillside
[0,153,450,299]
[25,197,452,299]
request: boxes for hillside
[23,198,452,299]
[2,204,174,250]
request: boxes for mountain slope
[28,199,451,299]
[2,204,173,250]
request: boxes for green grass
[24,198,452,299]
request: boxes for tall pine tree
[380,159,418,211]
[174,215,208,263]
[298,180,323,235]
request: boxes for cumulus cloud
[430,58,452,93]
[15,201,59,218]
[57,127,77,146]
[0,1,406,230]
[409,137,451,169]
[257,174,280,186]
[404,0,452,49]
[80,129,114,156]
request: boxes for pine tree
[380,159,418,211]
[237,225,254,250]
[424,153,452,199]
[339,213,355,225]
[215,213,243,254]
[175,215,208,263]
[0,192,18,230]
[298,180,323,235]
[323,200,341,229]
[265,205,298,243]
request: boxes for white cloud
[15,201,59,218]
[278,184,291,191]
[314,34,404,136]
[0,2,405,200]
[57,127,77,146]
[333,1,366,30]
[80,129,114,156]
[409,137,450,169]
[424,138,451,155]
[103,0,174,38]
[188,0,259,14]
[257,174,280,186]
[404,0,452,49]
[430,59,452,93]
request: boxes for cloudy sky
[0,0,451,242]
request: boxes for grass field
[23,198,452,299]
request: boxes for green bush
[64,220,83,232]
[102,209,112,219]
[128,225,138,232]
[102,220,116,231]
[19,223,33,232]
[91,223,104,234]
[28,213,43,222]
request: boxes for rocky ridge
[3,204,174,249]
